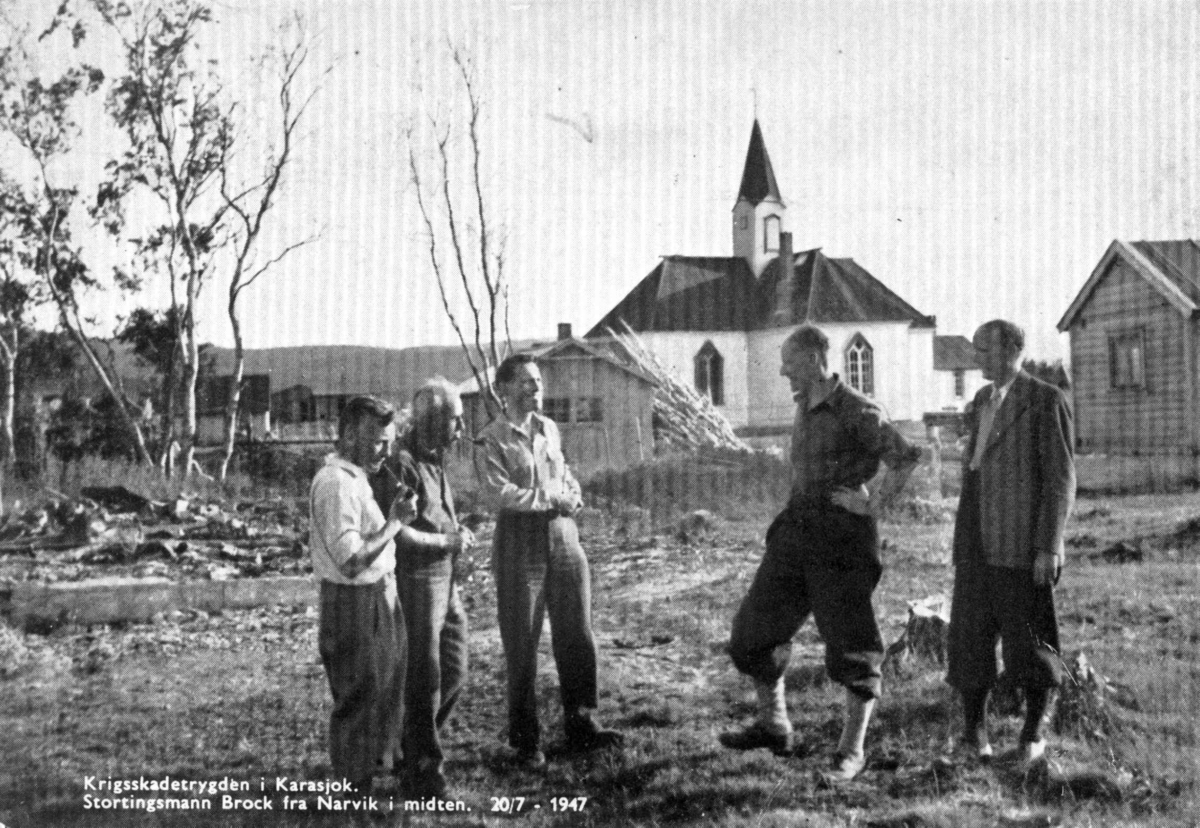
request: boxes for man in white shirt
[474,354,622,769]
[310,395,418,793]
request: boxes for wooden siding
[1067,258,1194,452]
[539,356,654,474]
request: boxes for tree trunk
[65,326,153,466]
[218,297,244,483]
[0,355,14,468]
[180,277,201,478]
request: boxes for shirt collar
[501,411,546,438]
[326,452,368,478]
[796,375,844,412]
[990,374,1018,405]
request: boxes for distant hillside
[205,341,542,403]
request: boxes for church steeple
[732,120,787,277]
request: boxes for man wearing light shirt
[947,320,1075,769]
[310,395,418,794]
[474,353,623,769]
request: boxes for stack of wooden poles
[606,322,750,454]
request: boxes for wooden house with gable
[1058,239,1200,457]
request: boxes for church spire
[732,120,787,277]
[736,120,783,206]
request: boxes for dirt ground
[2,489,1199,827]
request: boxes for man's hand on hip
[830,485,873,517]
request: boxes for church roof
[933,335,977,371]
[586,256,761,334]
[736,120,783,206]
[587,250,935,336]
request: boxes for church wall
[637,331,751,428]
[745,323,940,428]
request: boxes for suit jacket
[952,371,1076,570]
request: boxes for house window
[954,369,966,398]
[543,397,572,423]
[1109,330,1146,389]
[764,214,781,252]
[575,397,603,423]
[694,341,725,405]
[845,334,874,396]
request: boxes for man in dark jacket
[947,320,1076,768]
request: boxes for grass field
[2,463,1199,827]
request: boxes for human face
[347,418,395,473]
[502,362,543,418]
[418,398,465,451]
[972,326,1021,384]
[779,343,824,398]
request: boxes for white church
[586,120,973,432]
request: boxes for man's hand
[830,485,873,517]
[445,526,475,554]
[1032,552,1061,587]
[389,487,419,526]
[551,492,582,516]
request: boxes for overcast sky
[33,0,1200,361]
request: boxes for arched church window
[845,334,874,396]
[764,215,781,252]
[694,341,725,406]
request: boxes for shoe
[511,747,547,770]
[401,768,448,800]
[564,714,625,752]
[1015,738,1046,770]
[823,751,866,782]
[718,722,792,755]
[956,736,993,762]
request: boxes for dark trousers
[947,474,1063,692]
[729,503,885,700]
[318,578,406,786]
[493,512,598,751]
[398,557,468,777]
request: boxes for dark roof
[736,120,783,206]
[586,257,761,334]
[1058,239,1200,330]
[757,249,936,328]
[933,335,977,371]
[587,250,934,335]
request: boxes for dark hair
[978,319,1025,352]
[337,395,394,440]
[783,324,830,354]
[495,353,538,386]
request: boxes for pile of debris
[0,485,308,584]
[606,323,750,453]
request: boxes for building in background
[933,335,985,411]
[1058,239,1200,457]
[587,120,945,431]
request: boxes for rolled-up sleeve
[853,405,921,470]
[312,473,368,578]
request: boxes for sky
[21,0,1200,362]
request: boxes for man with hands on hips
[722,324,920,782]
[474,353,623,770]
